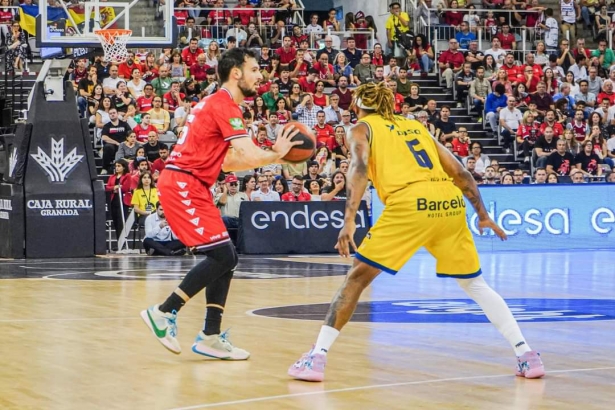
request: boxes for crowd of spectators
[9,0,615,251]
[422,0,615,184]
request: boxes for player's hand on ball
[478,218,507,241]
[272,124,302,158]
[335,221,357,258]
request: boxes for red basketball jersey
[166,88,248,186]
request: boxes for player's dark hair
[218,48,258,84]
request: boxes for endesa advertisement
[371,185,615,252]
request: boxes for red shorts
[157,169,230,249]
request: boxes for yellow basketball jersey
[359,114,451,203]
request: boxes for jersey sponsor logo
[417,196,466,211]
[31,137,83,183]
[230,117,244,130]
[252,299,615,323]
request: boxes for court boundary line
[168,366,615,410]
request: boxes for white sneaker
[140,305,181,354]
[192,329,250,360]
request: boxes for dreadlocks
[351,81,397,124]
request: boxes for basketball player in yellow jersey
[288,82,545,382]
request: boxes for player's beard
[238,78,257,98]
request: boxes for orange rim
[94,29,132,45]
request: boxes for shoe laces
[218,328,235,350]
[168,310,178,338]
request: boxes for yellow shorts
[357,182,481,278]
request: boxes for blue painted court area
[253,249,615,326]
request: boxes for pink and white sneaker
[288,349,327,382]
[516,351,545,379]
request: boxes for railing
[306,28,376,53]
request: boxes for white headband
[355,97,377,110]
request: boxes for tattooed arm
[433,140,507,240]
[335,123,371,257]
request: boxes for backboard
[36,0,177,49]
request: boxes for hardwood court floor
[0,250,614,410]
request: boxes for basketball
[281,121,317,163]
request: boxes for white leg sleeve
[456,275,532,356]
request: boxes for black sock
[159,243,238,314]
[204,306,224,336]
[203,269,234,335]
[159,292,185,314]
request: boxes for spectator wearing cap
[215,174,249,229]
[251,174,281,201]
[354,11,369,50]
[143,202,186,256]
[282,175,312,202]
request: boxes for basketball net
[94,29,133,64]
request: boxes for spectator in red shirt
[539,109,564,137]
[523,53,543,78]
[501,53,523,85]
[313,111,335,146]
[276,35,297,66]
[452,127,471,157]
[181,38,204,67]
[118,52,143,79]
[291,25,308,48]
[189,54,210,82]
[163,82,186,115]
[253,125,274,150]
[233,0,255,26]
[438,39,465,89]
[496,24,517,50]
[151,144,170,178]
[282,175,312,201]
[388,81,405,114]
[298,68,319,93]
[520,65,540,93]
[136,84,155,113]
[597,80,615,106]
[133,113,159,143]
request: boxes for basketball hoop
[94,29,133,63]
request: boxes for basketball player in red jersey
[141,48,300,360]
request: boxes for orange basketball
[281,121,317,163]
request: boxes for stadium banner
[238,201,370,254]
[371,185,615,252]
